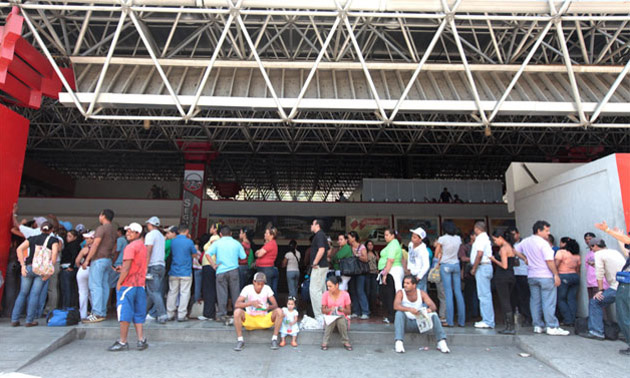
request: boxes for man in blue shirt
[208,226,246,322]
[110,227,128,289]
[166,226,199,321]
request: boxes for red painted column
[616,154,630,230]
[0,105,29,303]
[179,142,216,238]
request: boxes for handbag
[32,234,55,276]
[427,266,441,283]
[339,257,369,276]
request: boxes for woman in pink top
[321,276,352,351]
[584,232,609,298]
[555,238,581,326]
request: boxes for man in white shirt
[471,221,494,329]
[407,227,430,292]
[582,238,627,340]
[145,216,167,324]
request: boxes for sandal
[344,344,353,351]
[279,339,286,347]
[291,340,298,347]
[321,344,328,351]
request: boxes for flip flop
[291,340,298,347]
[321,345,328,351]
[344,344,353,351]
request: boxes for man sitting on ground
[393,275,450,354]
[232,272,283,351]
[581,237,626,340]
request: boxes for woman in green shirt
[378,229,403,324]
[332,234,353,290]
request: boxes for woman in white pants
[75,232,94,319]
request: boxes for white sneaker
[197,315,209,321]
[533,326,546,334]
[437,339,451,353]
[474,321,491,329]
[146,314,156,321]
[360,314,370,320]
[383,317,391,324]
[395,340,405,353]
[546,327,569,336]
[351,313,358,319]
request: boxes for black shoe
[107,341,129,352]
[234,340,245,351]
[619,348,630,356]
[270,339,279,350]
[10,321,20,327]
[137,338,149,351]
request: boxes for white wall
[363,178,503,203]
[73,179,181,199]
[511,154,627,317]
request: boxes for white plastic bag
[300,315,324,330]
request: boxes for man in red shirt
[108,222,149,352]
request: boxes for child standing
[279,297,299,347]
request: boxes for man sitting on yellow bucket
[233,272,284,351]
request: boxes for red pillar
[0,105,29,303]
[616,154,630,230]
[179,142,217,238]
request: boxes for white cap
[410,227,426,239]
[82,230,95,238]
[125,222,143,233]
[75,224,86,233]
[33,216,47,227]
[145,216,160,226]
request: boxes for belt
[480,262,491,265]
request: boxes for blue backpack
[47,308,80,326]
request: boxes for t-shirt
[19,225,41,239]
[93,223,116,261]
[408,242,430,279]
[437,234,462,264]
[554,250,580,274]
[208,236,246,274]
[202,234,221,266]
[121,239,148,287]
[239,284,275,316]
[170,234,197,277]
[471,232,492,265]
[256,240,277,268]
[378,239,402,270]
[114,236,128,267]
[25,233,59,265]
[310,230,329,268]
[61,239,82,267]
[332,244,353,271]
[515,235,554,278]
[284,251,301,272]
[239,241,251,266]
[322,290,351,318]
[145,229,166,267]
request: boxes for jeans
[193,269,203,302]
[11,266,45,323]
[528,277,559,329]
[216,268,240,317]
[557,273,579,325]
[88,258,112,317]
[463,278,479,319]
[238,265,252,292]
[257,266,278,294]
[43,261,60,313]
[511,275,532,323]
[417,274,428,293]
[286,270,300,298]
[2,260,21,317]
[475,264,494,327]
[166,275,192,320]
[202,265,217,318]
[588,288,617,337]
[394,311,447,342]
[616,283,630,347]
[60,268,78,308]
[440,263,465,326]
[145,264,167,320]
[309,267,328,318]
[350,274,370,316]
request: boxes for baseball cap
[253,272,267,283]
[146,216,160,226]
[33,217,47,227]
[165,225,178,234]
[125,222,143,233]
[410,227,426,239]
[75,224,86,233]
[589,237,605,248]
[82,230,95,238]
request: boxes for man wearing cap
[232,272,284,351]
[470,221,495,329]
[408,227,431,292]
[108,222,149,352]
[166,225,199,321]
[83,209,117,323]
[515,220,569,336]
[207,226,247,322]
[144,216,168,324]
[581,237,627,340]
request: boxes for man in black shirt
[309,219,329,318]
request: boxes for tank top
[493,249,515,281]
[401,289,424,319]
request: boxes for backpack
[32,234,55,276]
[604,321,620,341]
[574,317,589,335]
[47,308,81,327]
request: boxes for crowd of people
[3,207,629,356]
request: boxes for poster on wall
[443,218,485,238]
[490,218,516,236]
[395,217,439,243]
[346,216,392,244]
[181,169,204,238]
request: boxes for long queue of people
[3,208,629,356]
